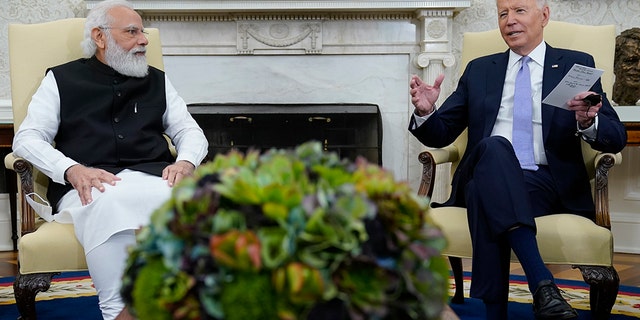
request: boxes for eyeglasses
[99,26,148,38]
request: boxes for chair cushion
[18,222,87,274]
[429,208,613,266]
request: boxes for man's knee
[464,136,518,171]
[477,136,514,154]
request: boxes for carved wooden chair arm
[417,145,459,199]
[593,152,620,230]
[4,152,37,234]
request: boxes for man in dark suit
[408,0,627,319]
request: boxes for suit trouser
[455,136,565,303]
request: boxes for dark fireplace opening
[188,103,382,165]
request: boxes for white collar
[509,41,546,68]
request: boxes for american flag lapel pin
[552,64,559,68]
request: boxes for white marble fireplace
[85,0,471,190]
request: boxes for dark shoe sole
[535,310,578,320]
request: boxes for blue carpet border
[1,271,639,319]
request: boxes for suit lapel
[483,51,509,136]
[542,44,566,141]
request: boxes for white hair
[536,0,548,9]
[496,0,548,10]
[81,0,135,57]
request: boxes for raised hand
[409,74,445,116]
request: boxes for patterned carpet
[450,273,640,318]
[0,272,96,305]
[0,272,639,319]
[0,271,101,319]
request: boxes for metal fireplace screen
[187,103,382,165]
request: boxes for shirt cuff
[576,115,598,142]
[411,106,435,129]
[54,159,80,185]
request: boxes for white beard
[104,34,149,78]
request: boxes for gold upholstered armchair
[6,18,165,319]
[418,21,621,319]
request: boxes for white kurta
[55,169,172,253]
[13,70,208,253]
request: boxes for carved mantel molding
[85,0,469,77]
[86,1,471,14]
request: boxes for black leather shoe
[532,280,578,320]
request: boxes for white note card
[542,64,604,109]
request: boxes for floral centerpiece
[121,142,448,320]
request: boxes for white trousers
[86,230,136,319]
[55,169,173,319]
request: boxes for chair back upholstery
[459,21,615,93]
[448,21,616,183]
[9,18,164,200]
[9,18,164,130]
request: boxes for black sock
[507,226,554,293]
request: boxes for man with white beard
[12,0,209,319]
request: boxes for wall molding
[614,106,640,122]
[86,0,472,13]
[612,212,640,254]
[0,100,13,124]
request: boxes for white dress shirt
[491,42,548,165]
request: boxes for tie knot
[521,55,530,66]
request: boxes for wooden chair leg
[13,272,59,320]
[574,265,619,320]
[448,256,465,304]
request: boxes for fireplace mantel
[87,1,471,13]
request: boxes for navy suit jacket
[409,44,627,219]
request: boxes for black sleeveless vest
[47,57,175,209]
